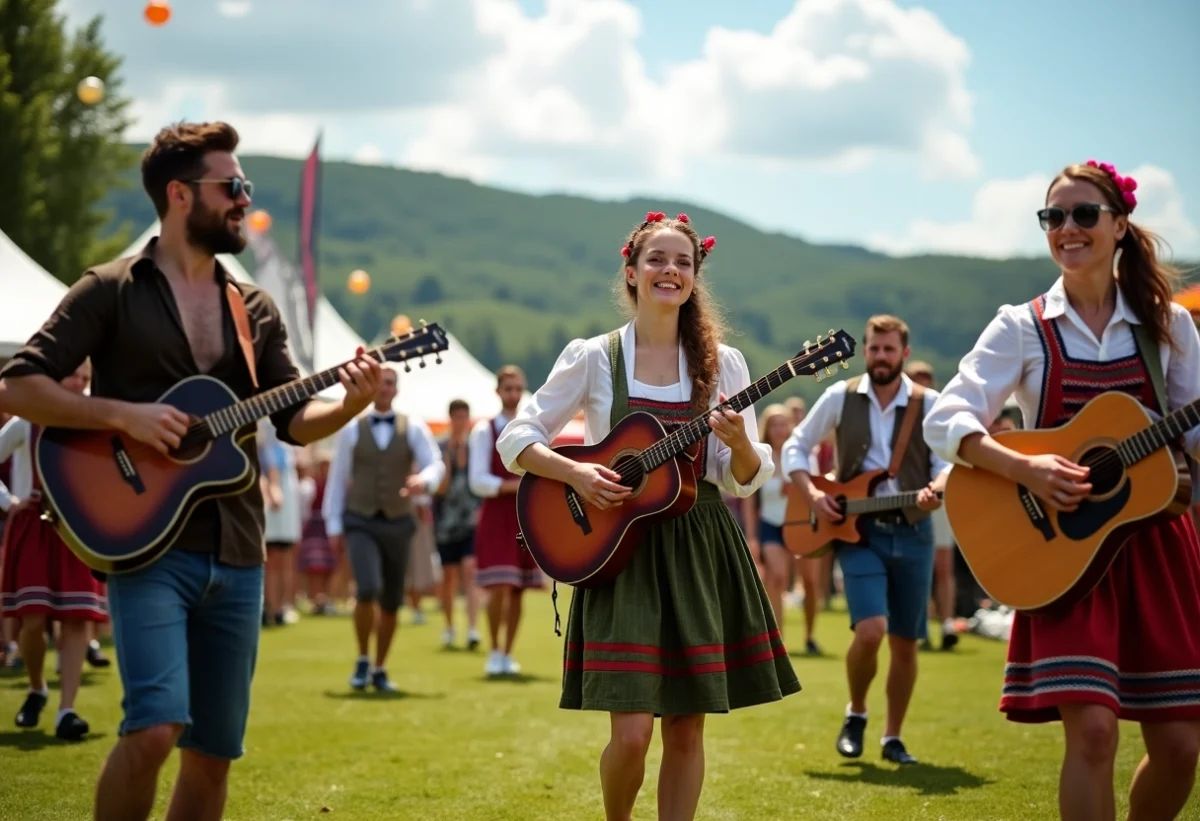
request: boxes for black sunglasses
[1037,203,1117,232]
[188,177,254,200]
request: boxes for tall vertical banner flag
[298,133,322,339]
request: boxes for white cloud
[352,144,385,166]
[216,1,251,18]
[867,165,1200,259]
[73,0,980,185]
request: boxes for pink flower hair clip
[1086,159,1138,212]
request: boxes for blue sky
[63,0,1199,259]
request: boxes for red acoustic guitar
[516,330,857,588]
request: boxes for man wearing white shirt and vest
[782,315,950,766]
[323,366,445,691]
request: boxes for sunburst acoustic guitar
[35,322,450,575]
[944,390,1198,615]
[516,329,857,588]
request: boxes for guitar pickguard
[565,485,592,535]
[1058,481,1131,541]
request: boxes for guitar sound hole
[612,455,644,493]
[1079,445,1123,496]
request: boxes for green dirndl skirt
[559,481,802,715]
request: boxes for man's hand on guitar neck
[788,470,844,523]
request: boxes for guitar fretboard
[1116,397,1200,466]
[631,334,852,475]
[843,490,923,515]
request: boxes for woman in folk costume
[924,160,1200,821]
[0,360,105,740]
[496,212,800,820]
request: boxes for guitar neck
[1118,397,1200,466]
[637,361,798,473]
[842,490,923,516]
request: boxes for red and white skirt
[0,502,108,622]
[1001,512,1200,723]
[474,498,543,590]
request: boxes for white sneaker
[485,650,505,676]
[466,628,481,651]
[441,627,455,648]
[503,655,521,675]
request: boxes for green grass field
[1,592,1194,821]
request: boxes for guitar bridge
[1016,483,1054,541]
[111,436,146,495]
[565,486,592,535]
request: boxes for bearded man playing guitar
[782,314,949,767]
[0,121,382,821]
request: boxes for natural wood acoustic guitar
[943,390,1197,614]
[516,330,857,588]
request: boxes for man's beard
[186,202,246,256]
[867,361,902,386]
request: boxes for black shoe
[836,715,866,758]
[805,638,823,656]
[86,641,111,668]
[941,632,959,651]
[882,738,918,765]
[55,711,89,741]
[371,669,398,692]
[15,691,47,728]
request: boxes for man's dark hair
[141,121,240,217]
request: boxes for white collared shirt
[494,322,774,498]
[468,412,512,499]
[0,417,32,513]
[923,276,1200,468]
[321,406,446,537]
[781,372,951,496]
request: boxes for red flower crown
[1086,159,1138,212]
[621,211,716,260]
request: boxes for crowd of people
[1,121,1199,821]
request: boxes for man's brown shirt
[0,238,306,567]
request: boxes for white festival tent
[120,223,556,433]
[0,229,69,359]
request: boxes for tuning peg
[816,334,824,344]
[827,328,835,336]
[841,361,850,369]
[803,339,812,350]
[815,372,823,382]
[404,361,412,373]
[435,353,442,364]
[419,318,427,327]
[418,357,427,368]
[824,366,833,376]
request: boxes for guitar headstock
[377,320,450,372]
[790,328,857,382]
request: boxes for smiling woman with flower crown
[495,212,801,821]
[923,161,1200,821]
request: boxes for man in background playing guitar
[0,121,382,821]
[923,159,1200,821]
[782,314,948,766]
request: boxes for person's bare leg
[658,714,706,820]
[17,614,48,691]
[55,620,88,712]
[439,564,460,631]
[846,616,886,713]
[502,589,523,656]
[353,600,375,657]
[1128,720,1200,821]
[462,558,480,633]
[763,545,789,635]
[799,557,822,643]
[374,609,398,669]
[600,712,654,821]
[883,635,918,738]
[94,724,182,821]
[1058,703,1118,821]
[486,587,507,651]
[164,748,231,821]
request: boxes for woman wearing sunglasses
[923,160,1200,821]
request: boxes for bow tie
[371,414,395,426]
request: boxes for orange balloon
[347,270,371,295]
[144,1,171,25]
[390,314,412,336]
[247,210,271,233]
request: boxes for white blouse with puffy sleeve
[495,321,775,498]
